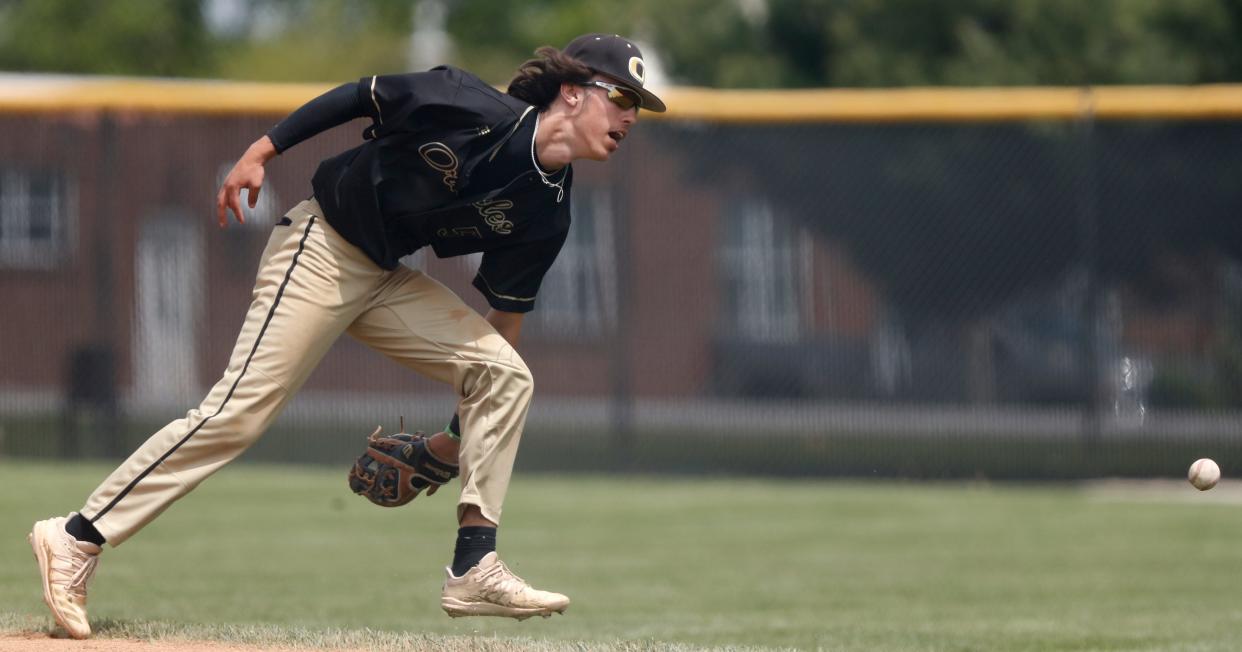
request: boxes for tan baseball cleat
[29,515,101,639]
[441,552,570,620]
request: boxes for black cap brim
[632,85,667,113]
[600,73,666,113]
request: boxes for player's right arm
[216,135,276,228]
[216,82,366,227]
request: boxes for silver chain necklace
[531,112,566,203]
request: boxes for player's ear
[559,82,583,108]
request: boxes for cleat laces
[477,561,532,604]
[56,546,99,599]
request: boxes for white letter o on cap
[628,56,646,83]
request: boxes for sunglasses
[581,80,641,110]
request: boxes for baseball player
[29,33,665,639]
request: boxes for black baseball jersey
[304,66,573,313]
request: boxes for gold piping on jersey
[369,76,383,125]
[488,106,536,162]
[475,271,536,303]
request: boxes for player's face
[576,77,639,161]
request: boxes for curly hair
[507,46,594,109]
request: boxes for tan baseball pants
[82,199,532,545]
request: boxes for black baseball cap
[564,33,667,113]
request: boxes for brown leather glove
[347,426,458,507]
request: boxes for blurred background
[2,0,1242,478]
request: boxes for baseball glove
[348,426,459,507]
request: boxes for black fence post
[609,161,636,466]
[1076,89,1104,465]
[62,345,120,458]
[62,113,125,457]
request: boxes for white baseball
[1188,458,1220,491]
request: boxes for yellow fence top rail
[1,74,1241,122]
[669,85,1242,122]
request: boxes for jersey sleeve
[357,67,464,139]
[266,83,363,153]
[472,231,569,313]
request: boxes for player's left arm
[484,308,525,347]
[437,231,559,449]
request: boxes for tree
[3,0,1241,87]
[0,0,217,77]
[644,0,1242,88]
[210,0,417,82]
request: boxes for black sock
[451,526,496,576]
[65,513,106,546]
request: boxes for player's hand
[216,136,277,228]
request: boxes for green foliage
[670,0,1242,87]
[1212,326,1242,407]
[632,0,778,88]
[1147,332,1242,410]
[444,0,646,85]
[212,0,415,81]
[1,0,1241,86]
[751,0,1242,87]
[1149,366,1217,408]
[0,0,216,76]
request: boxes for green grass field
[2,460,1241,651]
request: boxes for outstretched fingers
[216,186,237,228]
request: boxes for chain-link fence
[2,81,1240,478]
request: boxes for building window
[719,197,807,342]
[528,188,618,338]
[0,169,74,268]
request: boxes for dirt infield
[0,633,312,652]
